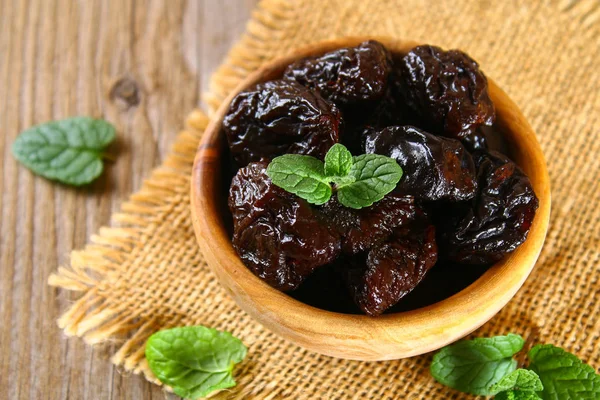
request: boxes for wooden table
[0,1,258,398]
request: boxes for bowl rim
[191,36,551,360]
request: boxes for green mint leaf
[430,333,525,395]
[146,326,247,400]
[12,117,115,186]
[331,174,356,187]
[11,116,115,186]
[495,390,543,400]
[336,154,402,209]
[528,344,600,400]
[490,369,543,394]
[266,154,331,205]
[324,143,353,178]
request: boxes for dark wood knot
[110,77,141,110]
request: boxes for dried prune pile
[223,40,538,316]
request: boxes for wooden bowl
[191,37,551,360]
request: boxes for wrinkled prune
[399,45,495,139]
[320,193,417,254]
[223,80,341,166]
[365,126,478,201]
[345,222,438,316]
[229,162,341,290]
[284,40,392,106]
[440,151,538,265]
[342,87,409,154]
[461,130,489,152]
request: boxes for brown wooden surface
[0,1,258,398]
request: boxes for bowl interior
[191,37,551,360]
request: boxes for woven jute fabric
[48,0,600,398]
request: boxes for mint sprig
[431,335,600,400]
[528,344,600,399]
[12,116,116,186]
[430,334,525,395]
[145,326,247,400]
[266,144,402,209]
[489,369,543,394]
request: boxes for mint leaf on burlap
[430,334,525,395]
[528,344,600,400]
[146,326,247,400]
[490,369,543,394]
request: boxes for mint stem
[101,152,116,162]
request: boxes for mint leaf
[496,390,543,400]
[490,369,543,394]
[528,344,600,400]
[11,116,115,186]
[430,334,525,395]
[336,154,403,209]
[146,326,247,400]
[266,154,332,205]
[324,143,353,178]
[266,147,402,209]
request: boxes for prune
[440,151,539,265]
[345,222,438,316]
[399,45,495,139]
[461,130,489,152]
[319,193,417,254]
[342,87,409,154]
[223,80,341,166]
[284,40,392,106]
[364,126,478,201]
[229,162,341,290]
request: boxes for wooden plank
[0,0,258,398]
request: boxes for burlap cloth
[48,0,600,398]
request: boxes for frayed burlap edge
[47,110,209,385]
[47,0,296,387]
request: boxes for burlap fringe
[47,0,295,387]
[47,110,208,378]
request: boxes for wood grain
[191,37,550,361]
[0,0,258,398]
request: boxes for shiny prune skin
[223,80,341,166]
[284,40,392,106]
[440,151,539,265]
[346,222,438,316]
[342,87,409,154]
[319,193,417,254]
[399,45,495,139]
[229,162,341,291]
[364,126,478,202]
[461,129,489,152]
